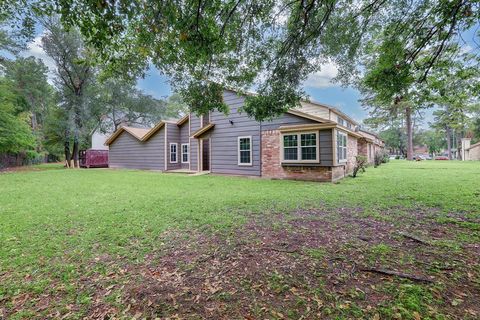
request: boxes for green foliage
[34,0,479,120]
[0,79,36,154]
[352,155,367,178]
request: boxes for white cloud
[21,33,56,83]
[303,62,339,89]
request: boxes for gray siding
[261,112,317,130]
[190,113,201,171]
[179,121,190,169]
[319,129,333,166]
[209,90,261,176]
[109,129,164,170]
[166,123,181,170]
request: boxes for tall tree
[0,79,35,154]
[428,49,479,159]
[4,57,53,149]
[41,19,94,167]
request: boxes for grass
[1,160,479,318]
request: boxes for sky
[22,24,479,128]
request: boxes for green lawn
[1,160,479,319]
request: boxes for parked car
[434,156,449,160]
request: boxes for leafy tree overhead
[42,0,479,122]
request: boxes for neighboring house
[357,129,385,164]
[105,89,381,182]
[91,130,110,150]
[461,138,480,161]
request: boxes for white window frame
[337,130,348,163]
[238,136,252,166]
[169,143,178,163]
[281,131,319,163]
[181,143,189,163]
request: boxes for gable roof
[191,123,215,138]
[104,126,151,145]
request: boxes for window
[181,143,189,163]
[170,143,177,163]
[238,136,252,165]
[337,131,347,163]
[337,116,345,126]
[282,132,318,162]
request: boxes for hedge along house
[105,89,367,182]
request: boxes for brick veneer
[346,135,358,174]
[261,130,334,182]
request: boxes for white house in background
[91,130,110,150]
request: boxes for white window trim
[337,130,348,163]
[238,136,252,166]
[169,143,178,163]
[280,131,319,163]
[181,143,189,163]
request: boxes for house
[461,138,480,161]
[105,89,379,182]
[357,129,385,164]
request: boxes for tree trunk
[72,133,79,168]
[64,139,71,168]
[405,106,414,161]
[446,126,452,160]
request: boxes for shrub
[374,150,389,167]
[352,155,368,178]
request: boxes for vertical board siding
[109,129,164,170]
[190,113,201,171]
[179,121,190,169]
[319,129,333,166]
[209,90,261,176]
[166,123,181,170]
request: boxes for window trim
[181,143,189,164]
[281,131,319,163]
[237,136,253,166]
[337,130,348,163]
[169,143,178,163]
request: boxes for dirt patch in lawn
[2,208,479,319]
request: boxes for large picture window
[337,131,347,163]
[282,132,318,162]
[238,136,252,165]
[170,143,178,163]
[181,143,189,163]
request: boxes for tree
[41,19,94,167]
[428,49,480,159]
[4,57,54,149]
[41,0,479,121]
[0,79,36,154]
[93,79,176,132]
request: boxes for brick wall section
[346,135,358,174]
[261,130,333,182]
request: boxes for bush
[374,150,389,167]
[352,155,368,178]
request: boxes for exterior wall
[261,112,317,130]
[109,129,164,170]
[298,101,331,120]
[91,131,109,150]
[469,144,480,160]
[179,121,190,169]
[166,123,181,170]
[190,113,202,171]
[209,90,261,176]
[260,129,334,182]
[346,135,358,174]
